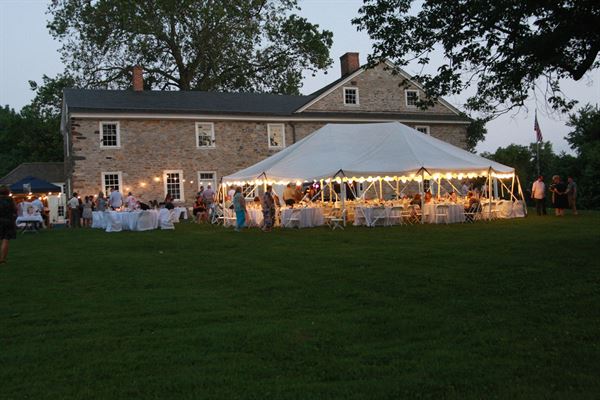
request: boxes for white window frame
[99,121,121,148]
[343,87,359,106]
[415,125,430,135]
[267,123,286,149]
[197,171,217,192]
[101,171,123,195]
[196,122,216,148]
[405,90,419,108]
[163,170,185,202]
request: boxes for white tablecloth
[223,208,264,228]
[16,215,44,224]
[422,203,465,224]
[93,210,160,232]
[480,200,526,219]
[280,207,324,228]
[173,207,188,221]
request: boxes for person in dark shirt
[0,185,17,264]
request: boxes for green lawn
[1,213,599,399]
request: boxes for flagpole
[535,109,541,176]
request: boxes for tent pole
[510,173,515,201]
[515,175,527,216]
[488,168,493,220]
[395,178,399,199]
[320,179,324,203]
[437,176,441,200]
[341,178,347,226]
[379,178,383,200]
[420,170,425,224]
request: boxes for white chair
[284,208,302,228]
[137,210,156,231]
[105,211,123,232]
[159,209,174,230]
[370,206,388,227]
[434,205,449,224]
[326,208,346,230]
[386,206,404,226]
[464,203,482,223]
[223,208,237,227]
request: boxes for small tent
[9,176,62,194]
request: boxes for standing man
[566,176,578,215]
[283,183,296,206]
[109,189,123,210]
[68,193,81,227]
[531,176,547,216]
[202,184,215,220]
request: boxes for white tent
[223,122,514,184]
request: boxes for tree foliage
[47,0,333,94]
[353,0,600,116]
[482,105,600,209]
[0,106,62,177]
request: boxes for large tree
[353,0,600,116]
[47,0,333,94]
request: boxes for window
[101,171,123,195]
[343,87,359,105]
[405,90,418,107]
[268,123,285,149]
[415,126,430,135]
[197,171,217,191]
[100,121,120,148]
[163,170,184,202]
[196,122,215,148]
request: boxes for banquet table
[93,210,160,232]
[223,208,264,228]
[16,214,44,233]
[480,200,525,219]
[353,204,405,227]
[422,203,465,224]
[173,207,188,221]
[280,207,324,228]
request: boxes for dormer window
[343,87,359,105]
[405,90,418,107]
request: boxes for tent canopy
[9,176,62,194]
[223,122,513,184]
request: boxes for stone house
[61,53,470,205]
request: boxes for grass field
[1,212,599,399]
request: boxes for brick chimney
[132,65,143,91]
[340,52,360,78]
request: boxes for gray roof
[64,89,315,116]
[0,162,65,185]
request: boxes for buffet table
[92,210,160,232]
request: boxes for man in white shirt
[31,196,46,228]
[109,189,123,209]
[531,175,547,216]
[67,193,81,228]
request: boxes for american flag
[534,111,543,142]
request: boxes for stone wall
[68,118,327,204]
[305,63,456,115]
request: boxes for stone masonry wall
[306,63,455,114]
[69,118,327,205]
[68,118,466,206]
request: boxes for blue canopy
[9,176,61,194]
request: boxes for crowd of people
[531,175,577,217]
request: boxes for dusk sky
[1,0,598,155]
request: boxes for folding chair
[464,203,481,223]
[222,208,237,227]
[284,208,302,228]
[386,206,404,226]
[370,206,388,227]
[434,204,449,224]
[406,205,421,224]
[326,208,346,230]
